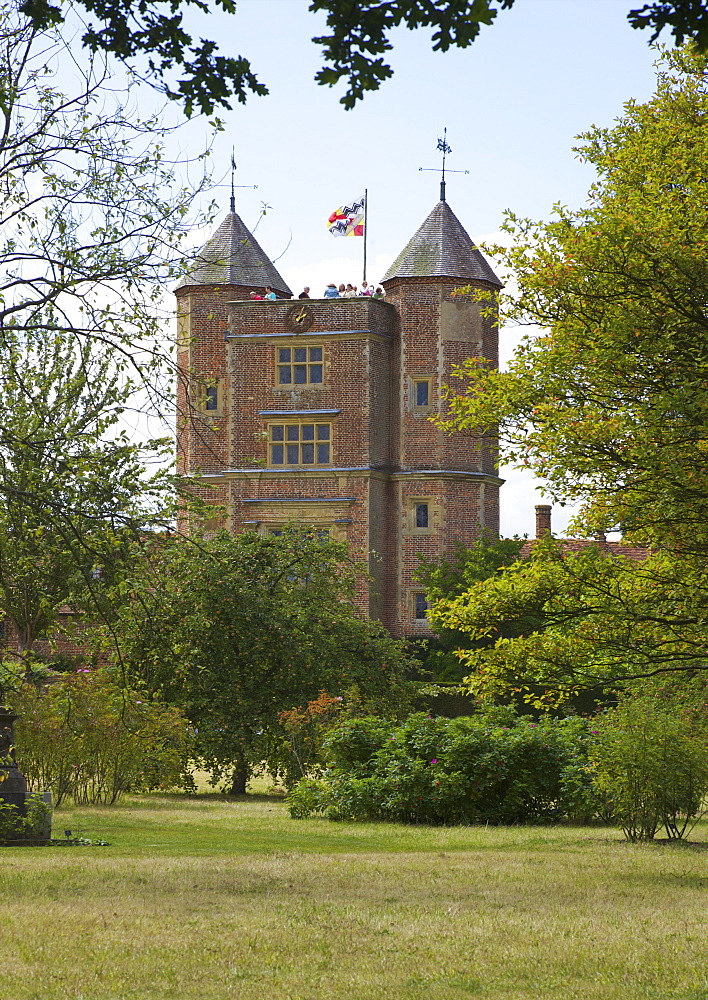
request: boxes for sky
[169,0,661,539]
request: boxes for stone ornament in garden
[0,706,51,844]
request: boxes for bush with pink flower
[288,709,602,825]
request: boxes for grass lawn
[1,790,707,1000]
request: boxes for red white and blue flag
[327,195,365,237]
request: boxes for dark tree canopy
[107,528,414,790]
[18,0,708,115]
[628,0,708,48]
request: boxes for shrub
[286,777,332,819]
[11,670,193,805]
[268,692,345,788]
[289,710,601,825]
[589,695,708,841]
[322,716,395,769]
[0,795,52,845]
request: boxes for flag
[327,195,365,237]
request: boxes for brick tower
[176,198,502,636]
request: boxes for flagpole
[363,188,368,285]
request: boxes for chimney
[593,531,607,545]
[535,504,552,538]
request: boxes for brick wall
[178,272,500,637]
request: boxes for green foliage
[17,1,708,114]
[0,329,174,663]
[441,47,708,557]
[11,670,192,805]
[0,794,51,845]
[435,49,708,702]
[289,710,601,825]
[414,535,529,684]
[0,5,209,387]
[416,537,526,603]
[628,1,708,47]
[429,539,702,704]
[323,715,396,770]
[287,777,333,821]
[589,693,708,841]
[0,6,207,660]
[19,0,263,116]
[311,0,515,109]
[108,528,415,790]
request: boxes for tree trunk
[229,764,248,796]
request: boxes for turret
[175,211,291,487]
[381,200,504,630]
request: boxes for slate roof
[178,212,292,295]
[382,201,502,286]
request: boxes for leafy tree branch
[16,0,708,114]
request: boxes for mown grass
[1,791,707,1000]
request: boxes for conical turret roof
[382,201,501,286]
[178,212,292,295]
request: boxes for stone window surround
[409,375,435,412]
[274,343,325,389]
[192,376,224,416]
[409,590,431,625]
[405,496,440,534]
[267,420,332,467]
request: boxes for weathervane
[230,148,258,212]
[419,128,469,202]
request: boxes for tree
[18,0,708,115]
[414,535,527,683]
[106,528,415,793]
[429,539,708,705]
[11,669,192,805]
[590,690,708,841]
[0,6,207,395]
[416,536,526,604]
[0,5,209,613]
[431,49,708,702]
[441,47,708,557]
[0,328,173,674]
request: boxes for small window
[414,593,429,620]
[415,503,429,529]
[269,423,331,466]
[415,380,429,406]
[195,379,221,413]
[409,498,435,532]
[412,378,433,409]
[277,346,324,387]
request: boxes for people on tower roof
[309,281,386,299]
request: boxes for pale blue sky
[176,0,662,538]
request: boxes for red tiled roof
[519,538,649,561]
